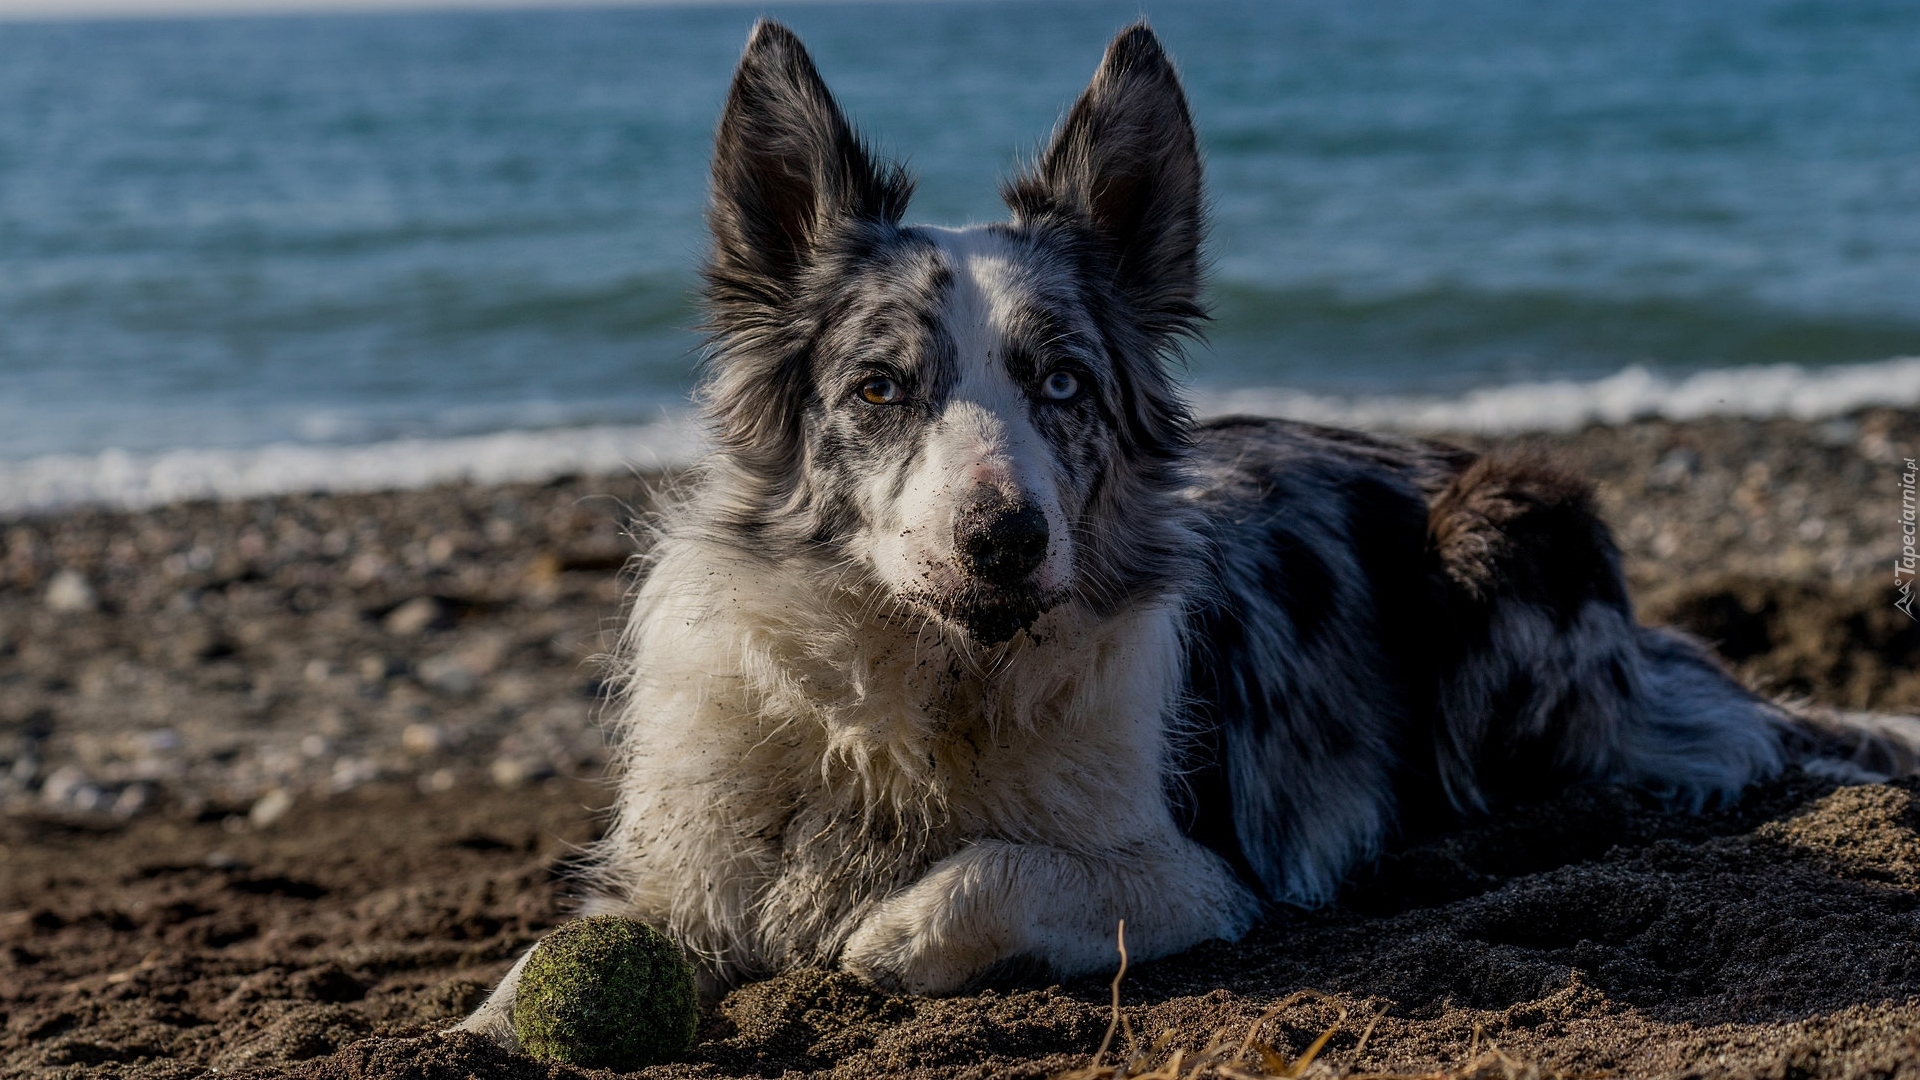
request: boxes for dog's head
[697,20,1205,645]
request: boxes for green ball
[511,916,698,1069]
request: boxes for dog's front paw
[839,848,1022,995]
[841,894,1001,995]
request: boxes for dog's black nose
[955,495,1049,586]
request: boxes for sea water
[0,0,1916,510]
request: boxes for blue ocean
[1,0,1917,509]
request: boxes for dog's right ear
[706,20,913,306]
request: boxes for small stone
[1648,447,1701,490]
[490,757,553,789]
[1861,429,1898,463]
[249,788,295,829]
[175,626,235,663]
[316,707,349,736]
[136,729,180,754]
[45,569,98,613]
[402,723,447,755]
[416,654,478,695]
[111,784,153,820]
[329,758,379,793]
[1814,418,1859,446]
[39,764,91,807]
[419,768,457,793]
[345,551,389,586]
[384,597,444,636]
[524,552,563,591]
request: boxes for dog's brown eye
[1040,369,1080,401]
[858,377,903,405]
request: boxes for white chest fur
[589,533,1242,991]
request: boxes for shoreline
[6,355,1920,519]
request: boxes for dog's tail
[1775,702,1920,783]
[1602,627,1920,802]
[1424,449,1920,808]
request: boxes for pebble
[1647,447,1701,489]
[416,654,479,695]
[490,756,554,789]
[136,729,181,754]
[39,764,95,808]
[1815,418,1860,447]
[111,784,153,819]
[401,723,447,755]
[249,787,295,829]
[44,569,97,613]
[383,597,444,636]
[329,758,380,794]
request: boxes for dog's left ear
[1003,23,1204,345]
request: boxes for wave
[4,356,1918,516]
[0,417,701,517]
[1192,356,1920,434]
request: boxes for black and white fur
[464,20,1918,1041]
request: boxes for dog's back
[1175,416,1790,906]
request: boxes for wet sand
[4,409,1919,1079]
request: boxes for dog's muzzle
[941,489,1053,644]
[956,494,1049,587]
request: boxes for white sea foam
[4,357,1918,515]
[0,416,704,516]
[1191,357,1920,434]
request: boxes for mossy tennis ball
[511,916,698,1069]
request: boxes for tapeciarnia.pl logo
[1899,457,1918,621]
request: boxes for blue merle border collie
[466,20,1919,1040]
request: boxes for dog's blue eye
[859,377,904,405]
[1040,370,1080,401]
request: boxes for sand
[4,409,1920,1079]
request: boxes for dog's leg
[839,838,1257,995]
[452,946,533,1046]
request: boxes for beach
[4,1,1918,1075]
[4,408,1919,1079]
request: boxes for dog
[464,19,1918,1043]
